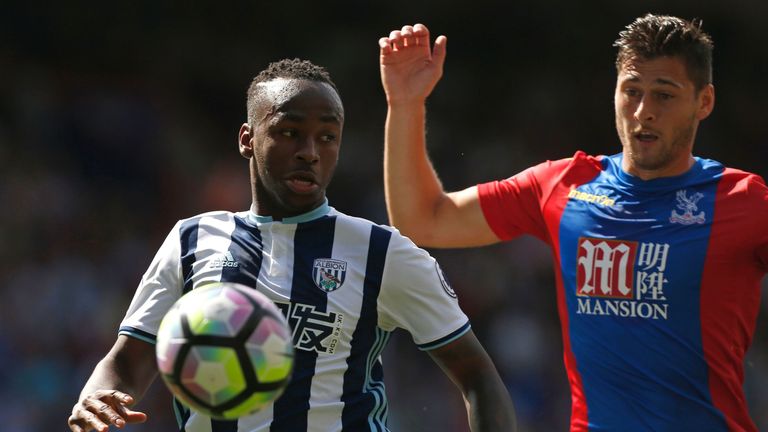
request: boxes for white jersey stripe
[340,225,391,431]
[196,213,236,282]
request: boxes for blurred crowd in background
[2,1,767,431]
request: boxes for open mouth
[634,131,659,143]
[285,172,319,194]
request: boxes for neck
[622,154,695,180]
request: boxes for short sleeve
[477,163,551,242]
[377,232,470,350]
[477,152,603,244]
[748,174,768,270]
[118,221,184,343]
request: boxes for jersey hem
[118,326,157,345]
[417,321,471,351]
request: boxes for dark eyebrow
[654,78,684,89]
[277,111,343,124]
[279,112,304,122]
[319,113,343,124]
[624,75,684,89]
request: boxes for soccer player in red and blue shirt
[380,15,768,432]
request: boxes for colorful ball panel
[246,317,293,383]
[156,306,186,375]
[181,345,246,406]
[222,389,282,418]
[185,286,253,337]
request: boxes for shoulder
[717,166,768,205]
[178,210,239,223]
[329,208,427,253]
[530,150,604,171]
[173,210,240,229]
[498,150,605,191]
[328,207,398,235]
[718,165,766,185]
[693,158,768,219]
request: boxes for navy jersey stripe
[173,397,191,431]
[271,216,337,431]
[222,216,264,287]
[179,218,201,295]
[210,419,238,432]
[212,217,264,432]
[291,217,335,309]
[341,226,391,431]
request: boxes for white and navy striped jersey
[119,200,470,432]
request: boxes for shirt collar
[247,198,331,225]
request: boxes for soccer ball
[155,282,294,419]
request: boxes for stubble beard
[619,116,696,173]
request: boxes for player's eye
[624,88,640,98]
[280,129,297,138]
[657,92,674,101]
[320,134,337,143]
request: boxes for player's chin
[281,193,325,215]
[630,152,669,172]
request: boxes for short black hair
[614,14,714,91]
[246,58,339,124]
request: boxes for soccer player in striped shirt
[68,58,516,432]
[379,16,767,432]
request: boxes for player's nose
[295,136,320,164]
[634,97,656,122]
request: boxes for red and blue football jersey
[478,151,768,431]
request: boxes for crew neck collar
[609,153,703,191]
[247,199,331,225]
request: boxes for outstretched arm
[68,335,157,432]
[428,330,517,431]
[380,24,499,248]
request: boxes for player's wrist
[386,96,428,110]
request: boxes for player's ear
[696,84,715,121]
[238,123,254,158]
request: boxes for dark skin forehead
[252,78,344,126]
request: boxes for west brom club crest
[312,258,347,292]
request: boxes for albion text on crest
[670,189,705,225]
[312,258,347,292]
